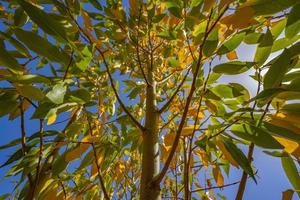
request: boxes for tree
[0,0,300,199]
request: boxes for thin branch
[158,68,191,113]
[21,56,39,66]
[135,6,150,86]
[191,180,241,193]
[97,49,145,131]
[19,98,33,186]
[32,119,44,198]
[185,63,213,197]
[58,176,67,200]
[67,9,145,132]
[153,6,229,184]
[63,51,74,81]
[235,68,269,200]
[91,144,110,200]
[153,8,218,186]
[208,113,245,140]
[87,114,110,200]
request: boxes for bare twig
[63,51,74,81]
[32,119,44,198]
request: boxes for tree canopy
[0,0,300,199]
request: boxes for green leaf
[271,19,286,39]
[15,84,45,100]
[0,194,10,200]
[165,1,182,18]
[286,78,300,91]
[76,46,92,71]
[191,0,203,7]
[217,32,245,55]
[281,154,300,197]
[15,29,70,65]
[213,61,254,75]
[87,0,102,10]
[18,0,69,42]
[0,46,23,73]
[14,6,28,27]
[46,83,67,104]
[223,138,256,182]
[272,35,300,53]
[0,149,23,168]
[283,70,300,82]
[281,104,300,115]
[212,84,245,99]
[264,49,292,89]
[0,91,19,119]
[5,74,51,85]
[0,31,30,57]
[67,88,91,103]
[285,2,300,39]
[52,153,69,176]
[203,28,219,57]
[243,0,298,16]
[0,138,21,150]
[231,124,283,149]
[168,58,180,68]
[263,122,300,142]
[254,29,273,65]
[250,88,287,102]
[244,32,263,44]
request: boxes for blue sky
[0,1,299,200]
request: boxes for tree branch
[67,9,145,132]
[31,119,44,199]
[63,51,74,81]
[19,98,33,186]
[153,6,228,185]
[191,180,241,193]
[158,68,191,113]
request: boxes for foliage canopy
[0,0,300,199]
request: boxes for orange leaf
[221,6,257,30]
[282,189,294,200]
[226,51,238,60]
[65,144,89,162]
[216,139,239,167]
[213,166,224,187]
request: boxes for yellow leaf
[195,149,209,168]
[188,108,205,119]
[282,189,294,200]
[163,131,174,149]
[291,146,300,160]
[213,166,224,187]
[226,51,238,60]
[270,117,300,134]
[216,139,239,167]
[65,144,89,162]
[82,135,101,143]
[274,137,299,154]
[182,125,200,137]
[47,112,57,125]
[91,149,105,176]
[272,113,300,129]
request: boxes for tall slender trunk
[140,72,161,200]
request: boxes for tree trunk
[140,72,161,200]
